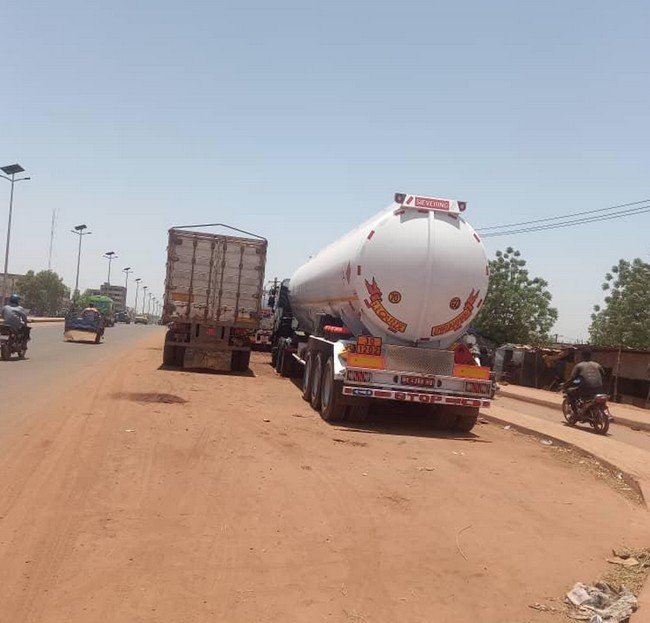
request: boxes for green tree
[15,270,69,316]
[589,258,650,349]
[78,289,96,308]
[472,247,558,345]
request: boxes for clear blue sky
[2,0,648,339]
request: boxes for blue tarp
[64,310,103,332]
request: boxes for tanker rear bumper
[342,385,489,408]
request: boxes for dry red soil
[0,333,646,622]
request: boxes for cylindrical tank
[289,195,489,349]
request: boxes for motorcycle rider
[564,350,606,412]
[2,293,29,338]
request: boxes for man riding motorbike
[563,350,606,413]
[2,294,29,337]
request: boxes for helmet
[9,294,20,305]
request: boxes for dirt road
[0,332,647,623]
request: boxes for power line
[476,198,650,233]
[481,204,650,238]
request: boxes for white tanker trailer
[271,192,493,431]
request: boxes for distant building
[99,283,127,311]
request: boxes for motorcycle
[0,323,30,360]
[561,387,611,435]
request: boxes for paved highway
[0,322,164,430]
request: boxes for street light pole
[103,251,118,285]
[1,164,31,303]
[134,278,142,315]
[71,224,91,302]
[142,286,148,315]
[123,267,132,310]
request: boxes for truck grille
[384,345,454,376]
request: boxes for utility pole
[71,224,91,302]
[123,267,132,311]
[134,278,142,315]
[1,164,31,303]
[48,209,57,270]
[103,251,118,285]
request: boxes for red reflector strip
[419,337,431,342]
[323,325,352,335]
[394,210,405,216]
[357,265,362,276]
[367,230,375,240]
[473,233,481,243]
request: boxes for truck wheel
[274,342,285,373]
[231,350,243,372]
[231,350,250,372]
[310,353,324,411]
[301,352,313,401]
[174,346,185,367]
[434,412,458,430]
[279,347,293,378]
[347,403,369,423]
[163,332,175,365]
[320,356,347,422]
[453,408,479,433]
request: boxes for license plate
[400,375,435,387]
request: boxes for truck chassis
[273,334,491,431]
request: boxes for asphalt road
[495,395,650,453]
[0,322,164,430]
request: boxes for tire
[591,406,610,435]
[347,403,369,423]
[434,412,459,431]
[174,346,185,367]
[279,347,294,378]
[163,335,175,366]
[453,409,479,433]
[301,352,313,401]
[1,344,10,361]
[232,350,251,372]
[231,350,244,372]
[163,331,176,366]
[309,353,324,411]
[274,342,285,373]
[562,398,578,425]
[320,356,347,422]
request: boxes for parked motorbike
[561,388,611,435]
[0,324,30,360]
